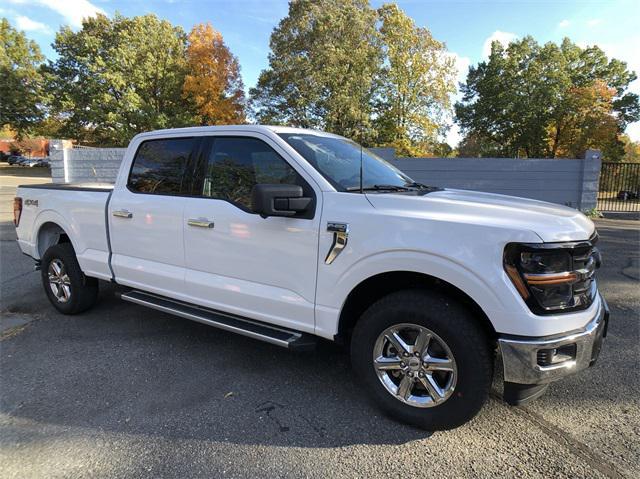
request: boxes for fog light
[537,344,577,367]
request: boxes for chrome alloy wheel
[373,323,457,408]
[48,259,71,303]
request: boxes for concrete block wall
[50,148,126,183]
[52,146,601,211]
[371,148,602,210]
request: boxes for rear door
[109,136,200,297]
[181,134,321,333]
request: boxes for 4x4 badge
[325,222,349,264]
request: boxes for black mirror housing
[251,184,312,217]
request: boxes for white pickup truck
[14,125,608,430]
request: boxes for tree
[552,80,621,159]
[250,0,381,141]
[375,4,456,156]
[183,23,245,125]
[0,18,45,137]
[621,135,640,163]
[46,14,193,146]
[455,37,639,158]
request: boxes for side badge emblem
[325,222,349,265]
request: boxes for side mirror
[251,184,312,218]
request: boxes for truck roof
[132,125,344,141]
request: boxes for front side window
[278,133,414,192]
[200,137,299,210]
[128,138,196,194]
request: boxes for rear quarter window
[128,137,196,194]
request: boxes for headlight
[504,235,599,314]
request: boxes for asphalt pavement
[1,164,638,478]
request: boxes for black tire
[41,243,98,314]
[351,289,493,430]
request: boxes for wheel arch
[336,271,497,345]
[35,218,74,258]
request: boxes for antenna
[359,137,363,194]
[359,106,364,194]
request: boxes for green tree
[375,4,456,156]
[47,14,194,146]
[0,18,45,137]
[249,0,381,141]
[455,37,639,158]
[620,134,640,163]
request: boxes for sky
[2,0,639,145]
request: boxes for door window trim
[126,136,202,197]
[189,135,317,219]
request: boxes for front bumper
[499,294,609,385]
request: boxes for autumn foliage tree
[183,23,245,125]
[455,37,639,159]
[552,80,620,159]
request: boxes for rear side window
[200,137,299,209]
[128,138,196,194]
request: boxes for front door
[182,134,321,333]
[109,136,199,297]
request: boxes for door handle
[113,210,133,219]
[188,218,215,229]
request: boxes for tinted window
[201,137,298,209]
[129,138,196,194]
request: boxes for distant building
[0,139,73,157]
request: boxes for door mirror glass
[251,184,312,217]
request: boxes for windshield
[278,133,414,192]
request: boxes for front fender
[314,249,514,339]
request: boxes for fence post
[579,149,601,211]
[62,147,71,183]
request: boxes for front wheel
[41,243,98,314]
[351,289,494,430]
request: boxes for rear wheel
[41,243,98,314]
[351,289,493,430]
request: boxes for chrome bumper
[498,296,609,385]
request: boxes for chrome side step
[120,290,317,351]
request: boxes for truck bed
[15,183,113,281]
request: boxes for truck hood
[366,188,595,243]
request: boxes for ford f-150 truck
[14,125,608,430]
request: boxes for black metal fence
[598,162,640,212]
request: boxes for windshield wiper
[346,184,412,192]
[405,181,442,194]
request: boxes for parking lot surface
[1,165,639,478]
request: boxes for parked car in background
[617,190,639,200]
[22,158,50,168]
[7,155,25,165]
[13,125,608,430]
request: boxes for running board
[120,290,317,351]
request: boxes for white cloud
[11,0,106,28]
[482,30,518,58]
[443,52,471,147]
[558,19,570,28]
[627,123,640,142]
[446,52,471,85]
[587,18,602,27]
[15,15,51,33]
